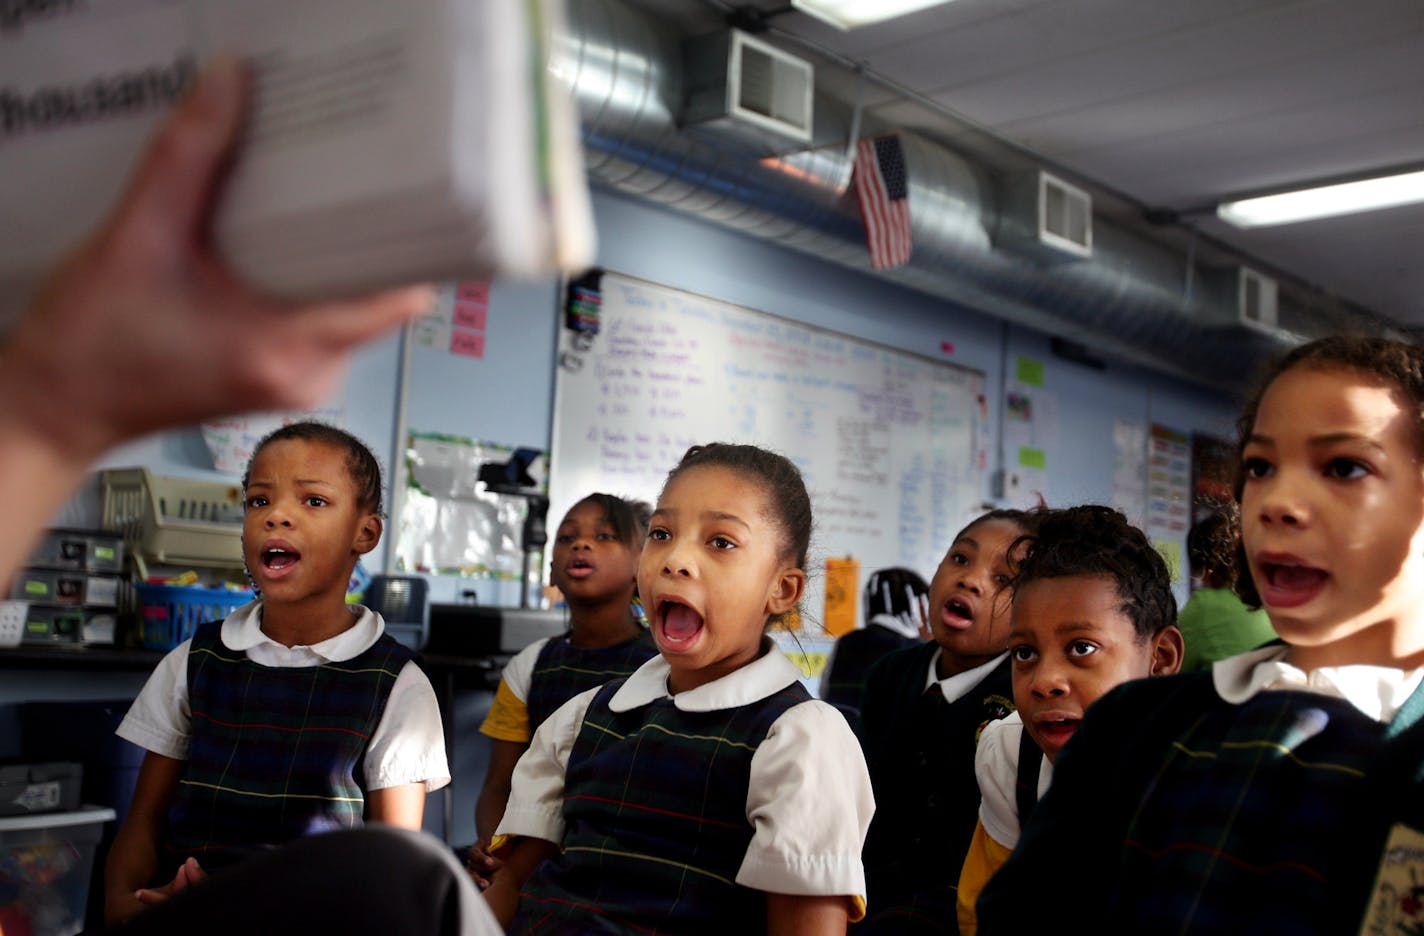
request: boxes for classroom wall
[21,185,1242,847]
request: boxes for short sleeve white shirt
[116,600,450,791]
[497,643,875,901]
[973,711,1053,850]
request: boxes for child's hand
[465,839,505,890]
[134,857,208,907]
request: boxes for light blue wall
[21,187,1244,847]
[50,185,1241,596]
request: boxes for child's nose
[1030,666,1069,698]
[1254,473,1308,528]
[662,542,693,577]
[958,567,985,594]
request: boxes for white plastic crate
[99,468,245,568]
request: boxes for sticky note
[1016,357,1045,386]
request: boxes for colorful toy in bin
[0,806,115,936]
[134,582,254,650]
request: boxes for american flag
[852,134,912,270]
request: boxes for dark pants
[99,826,499,935]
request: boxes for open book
[0,0,595,313]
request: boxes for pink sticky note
[450,329,485,359]
[453,302,487,331]
[456,281,491,305]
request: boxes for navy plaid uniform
[979,672,1424,934]
[509,677,813,934]
[524,630,659,733]
[857,642,1014,933]
[164,620,414,872]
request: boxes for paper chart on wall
[201,407,344,475]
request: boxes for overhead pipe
[556,0,1372,392]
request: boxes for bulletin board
[548,271,987,628]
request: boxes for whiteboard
[548,271,986,626]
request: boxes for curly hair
[1187,506,1240,590]
[1009,504,1176,640]
[1232,334,1424,606]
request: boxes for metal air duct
[556,0,1376,392]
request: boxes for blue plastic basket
[134,584,253,650]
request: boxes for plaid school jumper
[164,620,415,871]
[525,630,659,733]
[978,671,1424,935]
[857,642,1014,933]
[510,677,814,935]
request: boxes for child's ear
[765,566,807,617]
[353,513,382,556]
[1150,625,1185,676]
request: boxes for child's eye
[555,534,575,544]
[1241,457,1273,480]
[596,532,617,541]
[648,528,670,542]
[1324,458,1369,480]
[992,573,1011,587]
[949,551,968,566]
[1010,645,1036,664]
[1067,640,1098,658]
[305,496,328,508]
[710,535,736,550]
[245,496,267,509]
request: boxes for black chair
[363,574,430,651]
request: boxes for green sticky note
[1018,447,1047,469]
[1016,357,1045,387]
[24,580,48,596]
[95,546,116,561]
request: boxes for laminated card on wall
[0,0,595,315]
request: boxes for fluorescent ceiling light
[791,0,959,30]
[1216,169,1424,228]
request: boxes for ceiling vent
[682,29,814,151]
[995,170,1094,262]
[1201,266,1295,340]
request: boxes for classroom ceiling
[615,0,1424,331]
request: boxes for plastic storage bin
[0,806,115,936]
[0,764,81,817]
[18,607,84,644]
[99,468,244,567]
[9,571,119,609]
[28,530,124,575]
[134,584,253,650]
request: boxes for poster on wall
[1111,418,1148,530]
[1147,423,1192,582]
[395,432,531,582]
[201,407,344,475]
